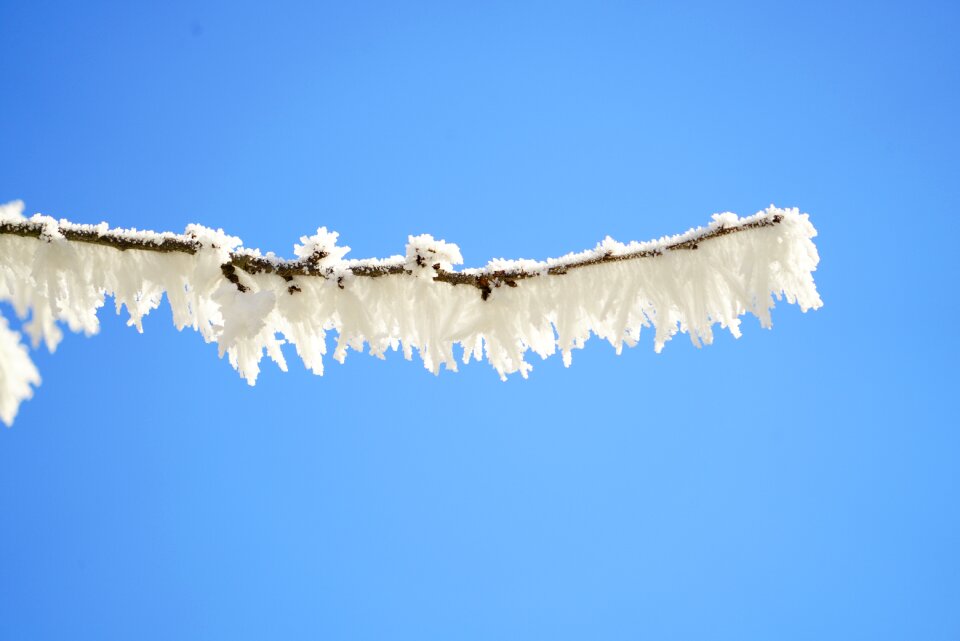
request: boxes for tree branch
[0,213,784,299]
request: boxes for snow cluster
[293,227,351,267]
[405,234,464,278]
[0,202,822,425]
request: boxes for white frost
[293,227,351,266]
[0,203,822,425]
[405,234,464,277]
[0,314,41,427]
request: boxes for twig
[0,214,783,298]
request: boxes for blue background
[1,1,958,638]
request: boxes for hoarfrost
[405,234,464,277]
[0,314,40,427]
[0,203,822,425]
[293,227,350,266]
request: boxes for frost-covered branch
[0,206,785,299]
[0,201,822,426]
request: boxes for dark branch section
[0,215,783,297]
[0,220,203,254]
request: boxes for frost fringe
[0,201,822,426]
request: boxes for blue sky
[1,1,958,638]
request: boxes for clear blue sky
[1,1,958,638]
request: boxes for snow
[0,202,822,425]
